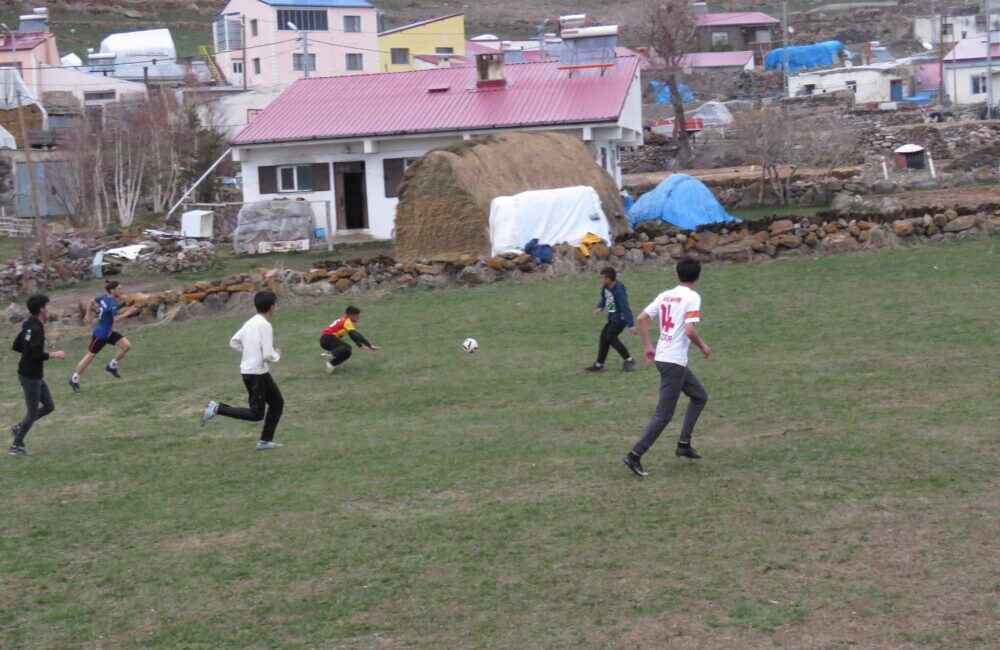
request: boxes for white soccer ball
[462,338,479,353]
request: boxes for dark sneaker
[622,359,637,372]
[623,453,648,477]
[105,364,121,379]
[6,445,30,457]
[676,444,702,459]
[68,377,80,393]
[10,423,20,440]
[584,363,605,372]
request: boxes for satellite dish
[922,41,933,51]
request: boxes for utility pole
[988,0,994,116]
[940,8,947,104]
[302,31,311,78]
[782,0,789,97]
[242,14,248,90]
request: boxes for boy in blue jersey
[585,267,637,372]
[69,281,138,393]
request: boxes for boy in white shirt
[623,257,711,477]
[200,290,285,451]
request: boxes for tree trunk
[667,73,692,165]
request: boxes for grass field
[1,238,998,649]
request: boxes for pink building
[213,0,380,88]
[0,17,60,100]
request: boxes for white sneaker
[325,360,335,374]
[256,441,284,451]
[200,400,220,428]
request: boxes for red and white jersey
[643,285,701,366]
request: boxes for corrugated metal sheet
[232,56,640,145]
[695,12,779,27]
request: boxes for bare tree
[646,0,698,164]
[104,104,149,227]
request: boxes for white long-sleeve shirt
[229,314,281,375]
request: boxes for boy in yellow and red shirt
[320,306,379,374]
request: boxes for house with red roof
[229,53,643,241]
[693,12,779,64]
[0,10,61,99]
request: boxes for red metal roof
[0,32,52,52]
[232,56,640,145]
[680,51,754,68]
[694,12,779,27]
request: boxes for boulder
[694,231,720,253]
[611,244,627,257]
[712,242,751,262]
[591,243,611,260]
[820,232,856,253]
[456,266,493,286]
[776,234,802,249]
[769,219,795,236]
[944,215,978,232]
[891,220,914,237]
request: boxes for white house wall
[944,61,1000,105]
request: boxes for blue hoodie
[596,281,634,327]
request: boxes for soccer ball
[462,338,479,353]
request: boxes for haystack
[395,132,627,259]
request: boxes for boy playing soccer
[585,267,637,372]
[623,257,712,477]
[200,290,285,451]
[9,294,65,456]
[69,281,138,392]
[320,305,379,374]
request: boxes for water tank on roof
[100,28,176,62]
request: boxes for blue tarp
[648,80,694,104]
[764,40,845,72]
[627,174,740,229]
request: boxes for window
[435,47,454,55]
[252,57,261,75]
[83,90,116,102]
[247,108,262,123]
[845,80,857,92]
[278,165,314,192]
[343,15,361,33]
[250,19,258,37]
[803,84,815,96]
[346,53,363,71]
[711,31,729,47]
[391,48,409,65]
[754,28,771,44]
[233,61,244,74]
[277,9,328,31]
[942,23,954,37]
[971,74,987,95]
[383,158,416,198]
[293,53,317,72]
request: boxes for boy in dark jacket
[9,295,64,456]
[585,267,637,372]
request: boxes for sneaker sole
[622,456,647,477]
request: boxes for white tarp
[488,186,610,256]
[101,28,176,61]
[0,68,38,111]
[0,124,15,150]
[61,53,83,67]
[690,100,734,127]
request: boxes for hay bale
[395,132,627,259]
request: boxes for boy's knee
[119,338,131,351]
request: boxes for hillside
[0,1,961,60]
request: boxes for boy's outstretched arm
[348,330,380,351]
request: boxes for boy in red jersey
[320,306,379,373]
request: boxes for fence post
[325,200,334,252]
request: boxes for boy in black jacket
[9,295,64,456]
[585,267,637,372]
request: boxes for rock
[666,243,685,258]
[591,243,611,260]
[641,242,655,254]
[573,247,588,263]
[857,220,873,231]
[891,220,914,237]
[456,266,493,286]
[804,232,819,247]
[3,303,27,323]
[777,234,802,249]
[611,245,627,257]
[227,282,253,293]
[871,180,897,194]
[625,248,645,264]
[933,213,948,228]
[694,231,720,253]
[203,293,224,311]
[944,208,958,221]
[769,219,795,236]
[654,236,671,245]
[675,234,687,243]
[457,255,477,268]
[944,215,978,232]
[712,242,750,262]
[821,232,856,253]
[182,292,207,302]
[861,229,893,249]
[413,263,441,276]
[335,278,352,292]
[487,257,505,271]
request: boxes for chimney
[18,7,48,33]
[475,53,506,89]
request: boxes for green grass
[1,237,998,648]
[729,203,832,221]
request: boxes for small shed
[893,144,926,170]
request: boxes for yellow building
[377,12,466,72]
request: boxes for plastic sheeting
[627,174,740,229]
[765,41,845,72]
[0,124,15,150]
[489,186,610,257]
[689,101,734,127]
[0,68,38,111]
[648,80,694,104]
[61,53,83,67]
[232,200,314,255]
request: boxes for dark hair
[676,257,701,283]
[105,281,120,293]
[600,266,617,281]
[254,290,277,314]
[345,305,361,316]
[26,294,49,316]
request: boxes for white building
[228,54,643,241]
[39,64,148,108]
[914,13,1000,45]
[788,63,909,105]
[943,37,1000,105]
